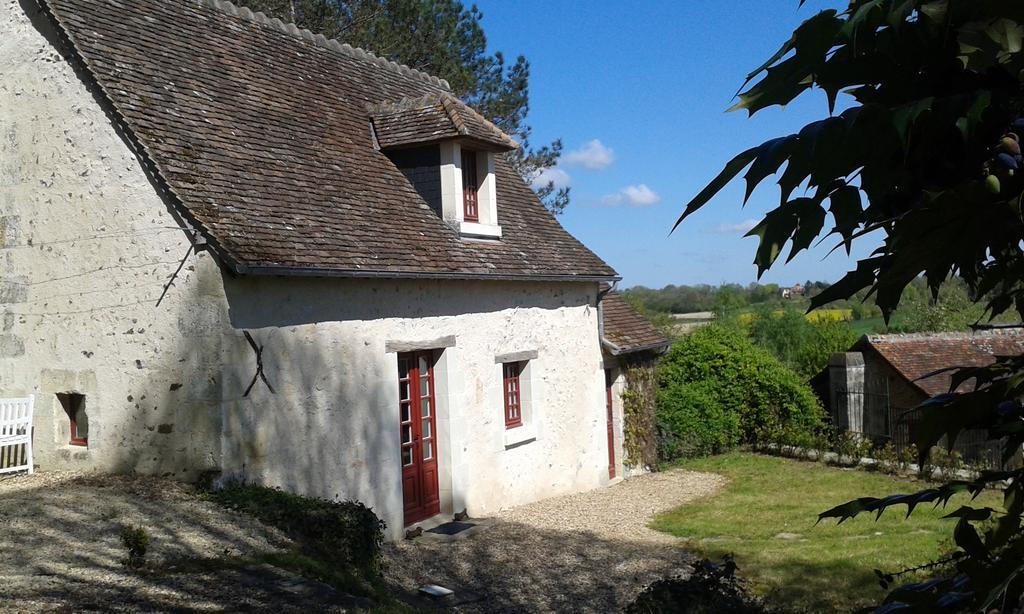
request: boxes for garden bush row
[656,324,828,461]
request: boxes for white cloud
[563,139,615,170]
[714,218,760,234]
[601,184,661,207]
[530,167,572,190]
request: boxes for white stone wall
[0,0,228,477]
[218,277,608,539]
[2,0,616,541]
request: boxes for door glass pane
[400,381,410,401]
[402,447,413,466]
[423,441,433,460]
[399,359,410,379]
[402,425,413,444]
[422,419,431,439]
[401,403,410,423]
[421,397,430,418]
[419,369,429,396]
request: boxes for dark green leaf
[743,136,797,204]
[953,517,987,558]
[673,147,758,232]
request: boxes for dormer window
[368,93,518,241]
[462,149,480,222]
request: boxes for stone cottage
[2,0,635,538]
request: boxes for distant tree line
[622,281,832,315]
[625,276,1019,335]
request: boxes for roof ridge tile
[866,330,1024,343]
[197,0,451,90]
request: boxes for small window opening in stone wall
[57,393,88,447]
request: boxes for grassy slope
[651,452,1003,612]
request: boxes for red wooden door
[605,369,616,479]
[399,352,441,525]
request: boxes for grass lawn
[651,452,1004,612]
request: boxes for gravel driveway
[385,469,726,613]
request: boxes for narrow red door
[399,352,441,525]
[605,369,616,479]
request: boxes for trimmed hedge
[210,482,385,574]
[657,324,826,461]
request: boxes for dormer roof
[369,94,518,152]
[38,0,617,282]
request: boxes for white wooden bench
[0,395,34,475]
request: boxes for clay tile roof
[369,94,518,151]
[859,331,1024,396]
[40,0,616,281]
[600,286,670,355]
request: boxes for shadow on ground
[0,472,364,612]
[385,520,696,613]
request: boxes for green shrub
[657,380,741,457]
[211,482,385,575]
[746,307,857,379]
[657,324,826,461]
[120,525,150,568]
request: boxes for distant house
[3,0,631,539]
[819,331,1024,465]
[599,288,671,473]
[781,284,806,299]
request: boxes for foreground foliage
[679,1,1024,609]
[627,556,763,614]
[652,453,1003,611]
[656,325,826,460]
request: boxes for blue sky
[474,0,874,289]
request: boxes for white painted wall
[2,0,617,541]
[218,277,608,539]
[0,0,228,477]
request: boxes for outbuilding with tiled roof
[819,331,1024,465]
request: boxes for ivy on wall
[621,354,659,470]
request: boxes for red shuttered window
[503,362,523,429]
[462,149,479,222]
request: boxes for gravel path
[385,469,726,613]
[0,472,358,612]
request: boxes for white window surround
[439,141,502,239]
[495,353,538,448]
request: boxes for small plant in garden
[873,442,902,474]
[828,432,874,465]
[120,525,150,569]
[926,447,964,480]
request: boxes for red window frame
[462,149,479,222]
[503,362,523,429]
[57,393,87,447]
